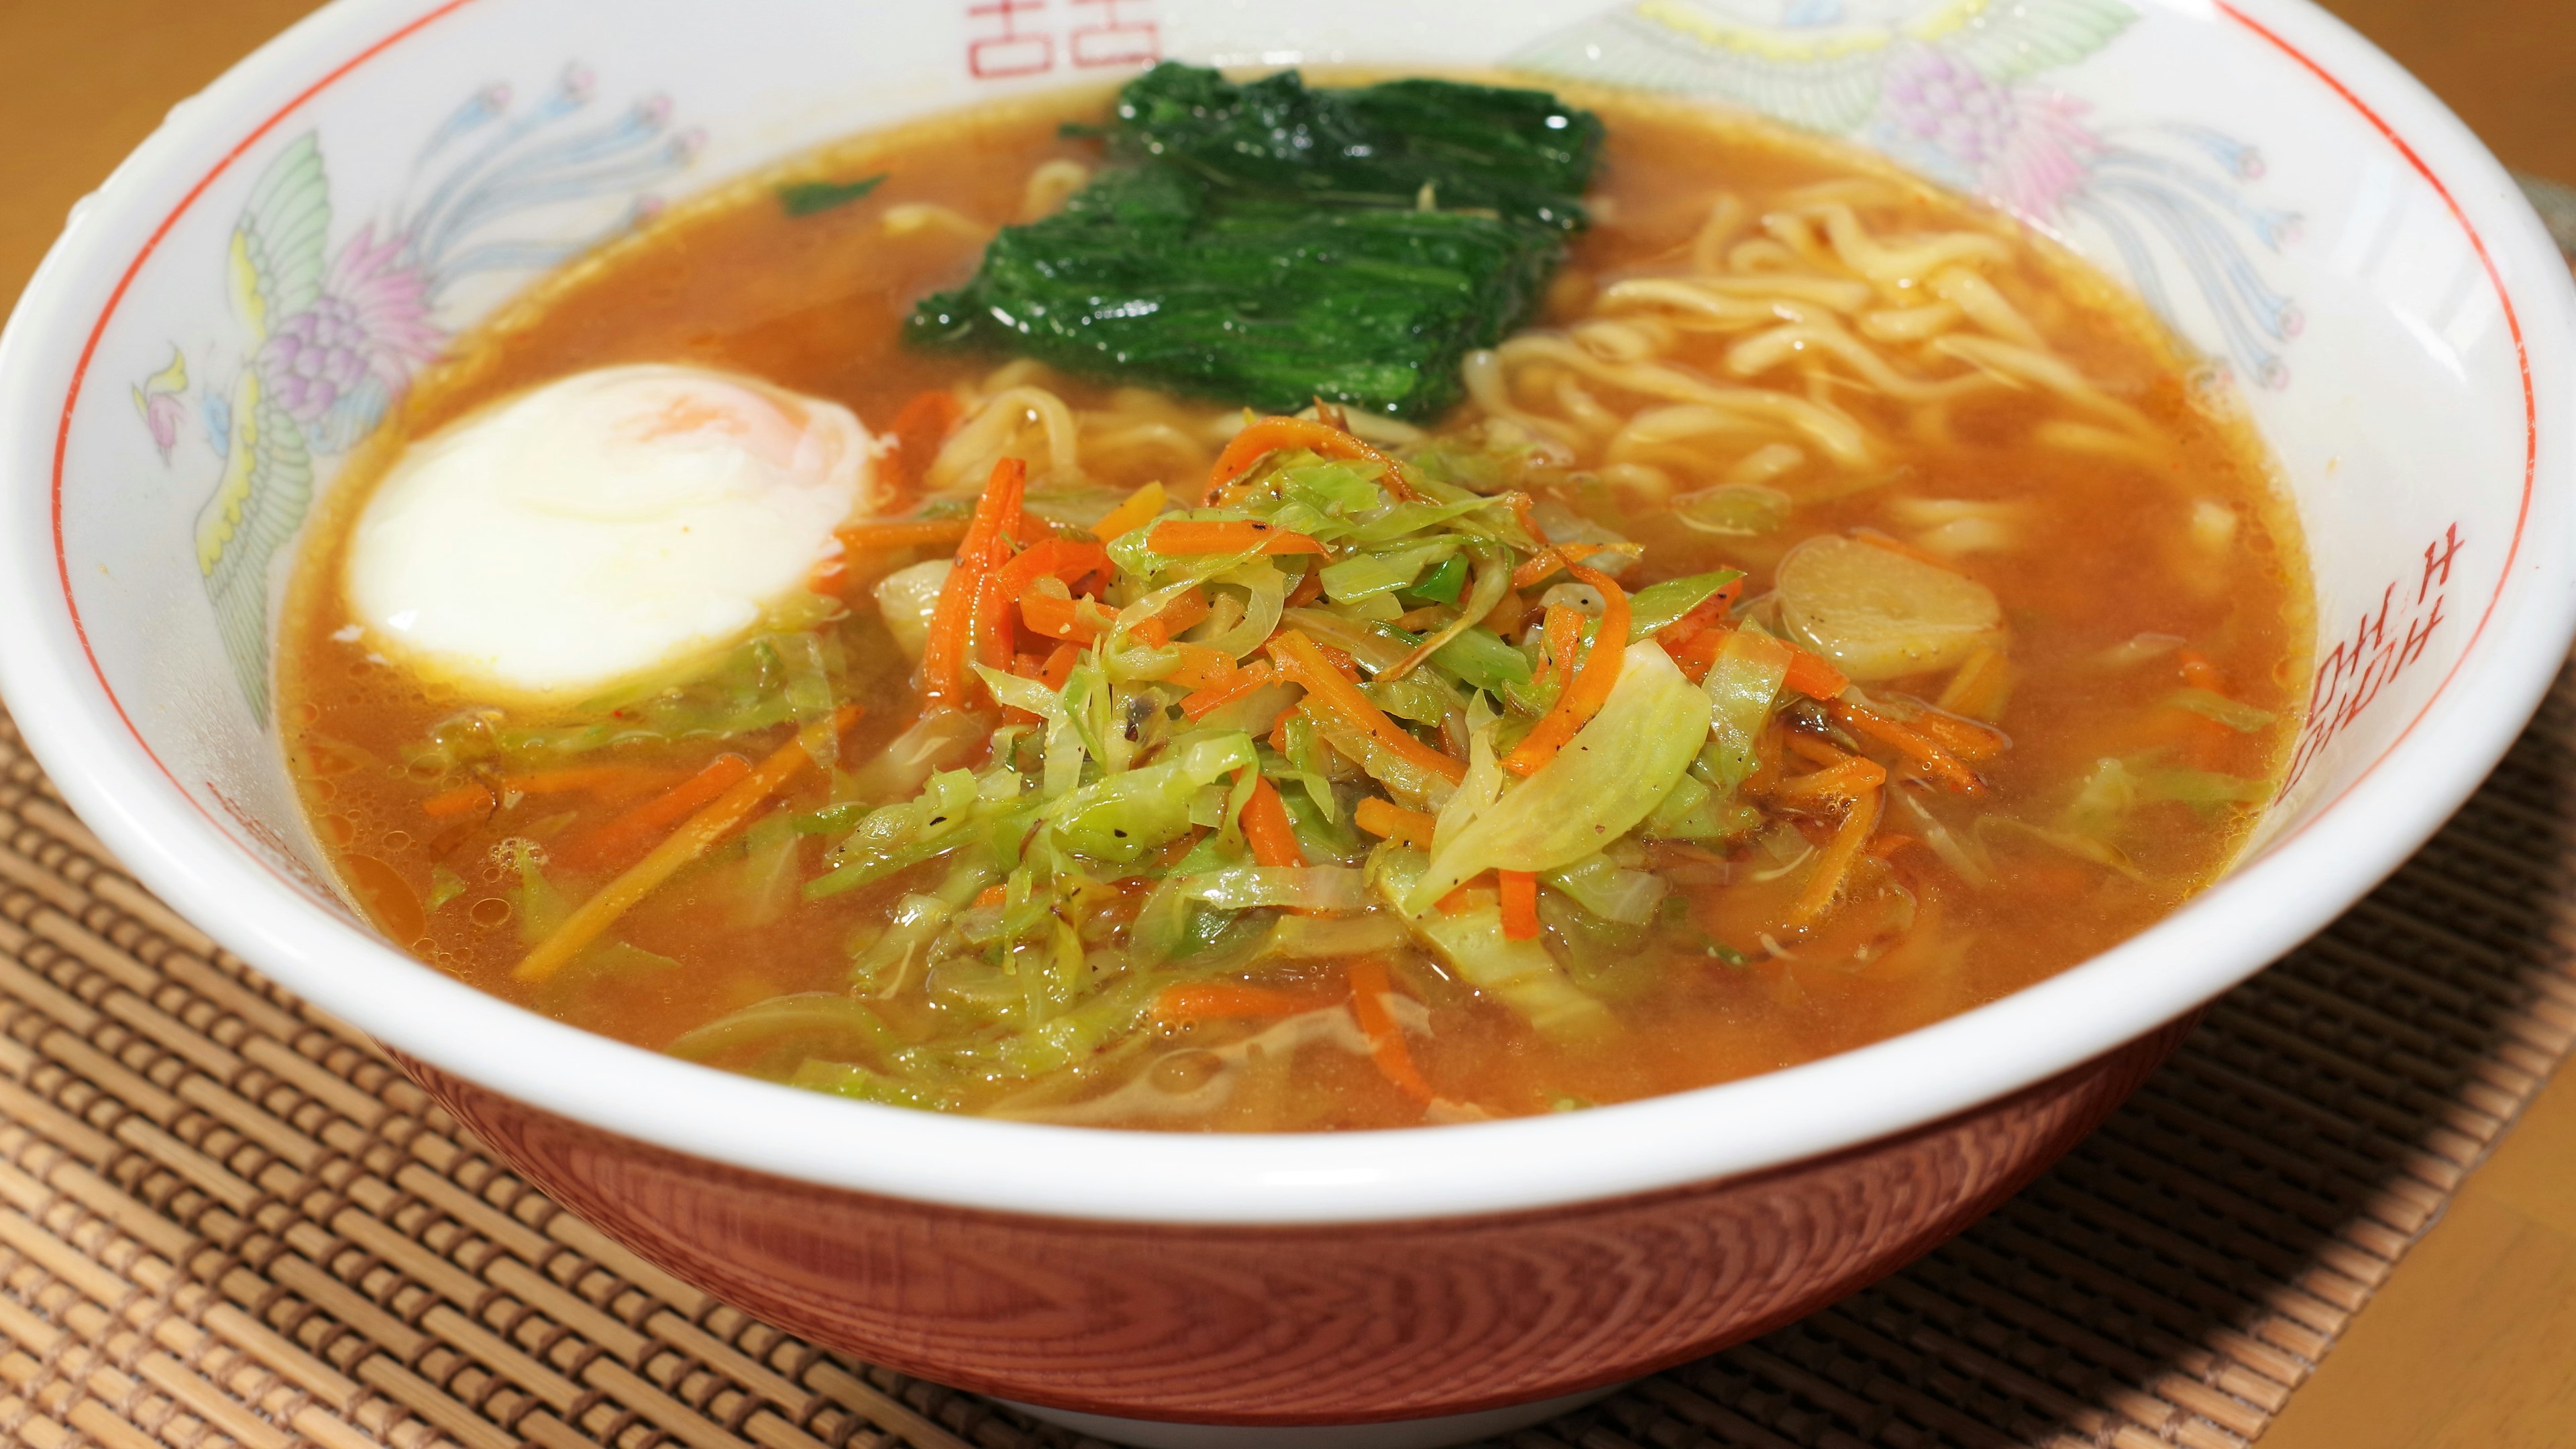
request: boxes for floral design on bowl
[153,65,698,721]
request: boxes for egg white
[344,364,880,700]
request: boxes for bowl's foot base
[1000,1384,1627,1449]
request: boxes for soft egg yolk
[344,364,880,699]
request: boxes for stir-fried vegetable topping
[908,65,1601,419]
[388,407,2279,1123]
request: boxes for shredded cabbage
[1407,641,1706,911]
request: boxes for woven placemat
[0,654,2569,1449]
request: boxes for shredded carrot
[421,782,495,820]
[1435,884,1478,914]
[1771,756,1888,806]
[1536,604,1582,688]
[1178,660,1277,721]
[517,709,861,983]
[1867,833,1918,861]
[1670,626,1732,684]
[1154,585,1212,638]
[1937,646,2014,721]
[837,518,971,554]
[1149,519,1328,556]
[1481,587,1529,638]
[879,390,962,500]
[1240,777,1309,872]
[1017,593,1120,645]
[921,458,1028,708]
[1902,708,2006,763]
[1352,797,1436,850]
[1037,642,1081,690]
[973,884,1008,908]
[1346,956,1434,1103]
[1502,563,1630,777]
[992,537,1113,602]
[2176,649,2226,693]
[1155,981,1337,1025]
[1789,788,1883,927]
[1270,631,1466,786]
[558,753,754,869]
[1781,645,1849,700]
[1510,543,1619,590]
[1163,643,1238,692]
[1091,480,1166,543]
[1498,869,1541,941]
[1205,416,1414,503]
[1284,568,1326,610]
[1656,581,1744,649]
[1786,735,1855,768]
[1829,700,1984,796]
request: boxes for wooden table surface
[4,4,2571,1446]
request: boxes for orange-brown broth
[280,86,2307,1131]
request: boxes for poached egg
[345,364,879,699]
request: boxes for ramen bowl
[1,1,2569,1444]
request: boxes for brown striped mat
[0,657,2569,1449]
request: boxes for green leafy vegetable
[908,64,1601,417]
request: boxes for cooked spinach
[906,64,1603,419]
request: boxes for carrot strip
[559,753,754,868]
[1164,643,1238,692]
[1179,660,1277,721]
[1771,756,1888,806]
[1786,735,1855,768]
[837,518,971,553]
[1670,626,1731,684]
[517,709,861,983]
[1902,709,2006,763]
[1829,700,1984,796]
[1509,543,1617,590]
[991,537,1114,602]
[1346,956,1434,1103]
[1155,981,1337,1025]
[1155,585,1212,638]
[973,884,1008,908]
[1655,581,1744,650]
[1436,884,1479,914]
[1205,417,1415,502]
[1091,480,1166,543]
[1782,645,1849,700]
[1789,788,1882,927]
[1536,604,1582,688]
[1240,777,1308,870]
[1498,869,1541,941]
[2176,649,2226,693]
[880,390,962,500]
[1502,563,1630,777]
[1149,519,1328,556]
[1019,593,1119,645]
[421,782,495,819]
[921,458,1028,708]
[1269,631,1466,786]
[1037,642,1081,690]
[1352,797,1436,850]
[1284,569,1326,610]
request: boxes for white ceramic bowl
[1,0,2569,1438]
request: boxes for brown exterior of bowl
[391,1014,2191,1426]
